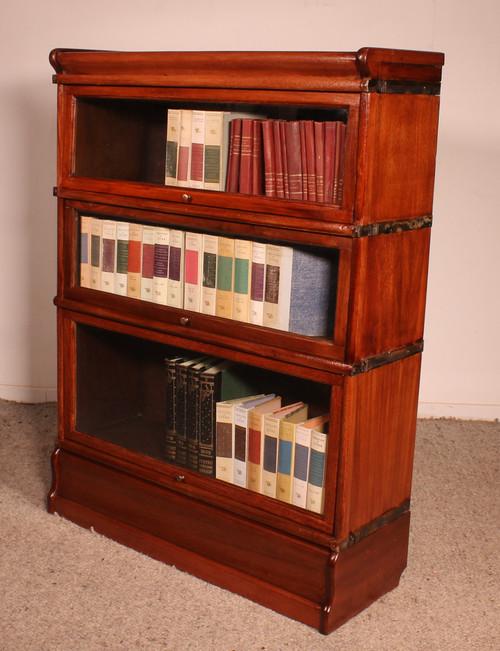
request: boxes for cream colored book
[246,396,282,493]
[261,402,308,498]
[127,222,143,299]
[165,108,181,186]
[215,236,234,319]
[201,233,218,316]
[232,239,252,322]
[90,217,103,291]
[184,231,203,312]
[140,224,155,301]
[100,219,117,293]
[292,414,329,509]
[152,226,170,305]
[115,221,129,296]
[79,215,91,288]
[167,229,185,308]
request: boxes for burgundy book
[238,119,254,195]
[261,120,276,198]
[314,121,325,202]
[299,121,308,200]
[225,119,242,193]
[273,121,285,198]
[280,121,289,198]
[334,122,347,204]
[251,120,264,196]
[324,121,337,204]
[285,121,303,201]
[304,121,317,202]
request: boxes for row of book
[80,216,336,337]
[164,109,346,204]
[165,354,329,515]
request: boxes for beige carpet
[0,398,498,650]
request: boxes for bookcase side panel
[335,354,421,537]
[346,227,431,362]
[354,93,441,224]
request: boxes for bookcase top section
[50,48,444,94]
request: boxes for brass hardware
[175,474,185,482]
[180,316,190,326]
[181,193,192,203]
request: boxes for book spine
[189,110,205,189]
[225,118,242,193]
[251,119,263,195]
[314,122,325,202]
[127,222,143,299]
[249,241,266,326]
[306,428,329,514]
[232,239,251,322]
[184,231,203,312]
[201,233,218,316]
[273,121,285,198]
[323,121,337,204]
[167,229,185,308]
[276,420,296,503]
[238,119,254,195]
[175,362,190,468]
[80,215,91,288]
[261,120,276,198]
[233,407,249,488]
[152,226,170,305]
[215,236,234,319]
[90,217,102,291]
[165,356,182,463]
[140,224,155,301]
[165,108,181,186]
[292,425,312,508]
[304,121,317,202]
[203,111,224,191]
[115,221,129,296]
[261,415,280,498]
[215,401,235,483]
[263,244,281,329]
[177,109,192,188]
[100,219,116,294]
[199,373,220,478]
[247,411,264,493]
[186,363,204,472]
[285,121,303,200]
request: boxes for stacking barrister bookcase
[48,47,444,634]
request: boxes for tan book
[79,215,91,288]
[215,236,234,319]
[246,396,282,493]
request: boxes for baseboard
[417,402,499,421]
[0,385,57,403]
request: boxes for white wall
[1,0,498,418]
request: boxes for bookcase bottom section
[49,447,410,634]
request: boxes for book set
[165,108,346,203]
[165,352,329,515]
[80,215,337,337]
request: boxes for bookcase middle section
[68,209,348,364]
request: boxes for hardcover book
[140,224,155,301]
[167,229,185,308]
[201,233,218,316]
[232,239,252,322]
[261,402,308,498]
[292,414,330,509]
[246,396,283,493]
[215,237,235,319]
[165,108,181,186]
[306,421,330,514]
[115,221,129,296]
[127,222,143,299]
[100,219,116,294]
[90,217,103,291]
[80,215,91,288]
[184,231,203,312]
[152,226,170,305]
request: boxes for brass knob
[181,193,192,203]
[176,474,185,483]
[180,316,190,326]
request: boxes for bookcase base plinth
[49,446,410,634]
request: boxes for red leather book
[304,121,317,202]
[314,121,325,202]
[272,121,285,198]
[285,121,302,201]
[238,119,254,195]
[225,118,242,193]
[324,121,337,204]
[261,120,276,197]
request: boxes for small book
[184,231,203,312]
[284,121,303,201]
[201,233,218,316]
[140,224,156,301]
[261,120,276,198]
[306,421,329,514]
[263,244,293,331]
[233,394,277,488]
[232,239,252,322]
[152,226,170,305]
[186,357,216,472]
[80,215,91,288]
[189,110,205,190]
[261,402,308,498]
[249,240,266,326]
[292,414,329,509]
[304,121,317,201]
[165,108,181,186]
[323,121,337,204]
[238,119,254,195]
[314,122,325,202]
[177,109,193,188]
[127,222,143,299]
[90,217,103,291]
[203,111,225,191]
[175,356,207,468]
[100,219,116,294]
[165,354,186,463]
[246,395,283,493]
[167,229,185,308]
[115,221,129,296]
[215,236,234,319]
[276,417,299,504]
